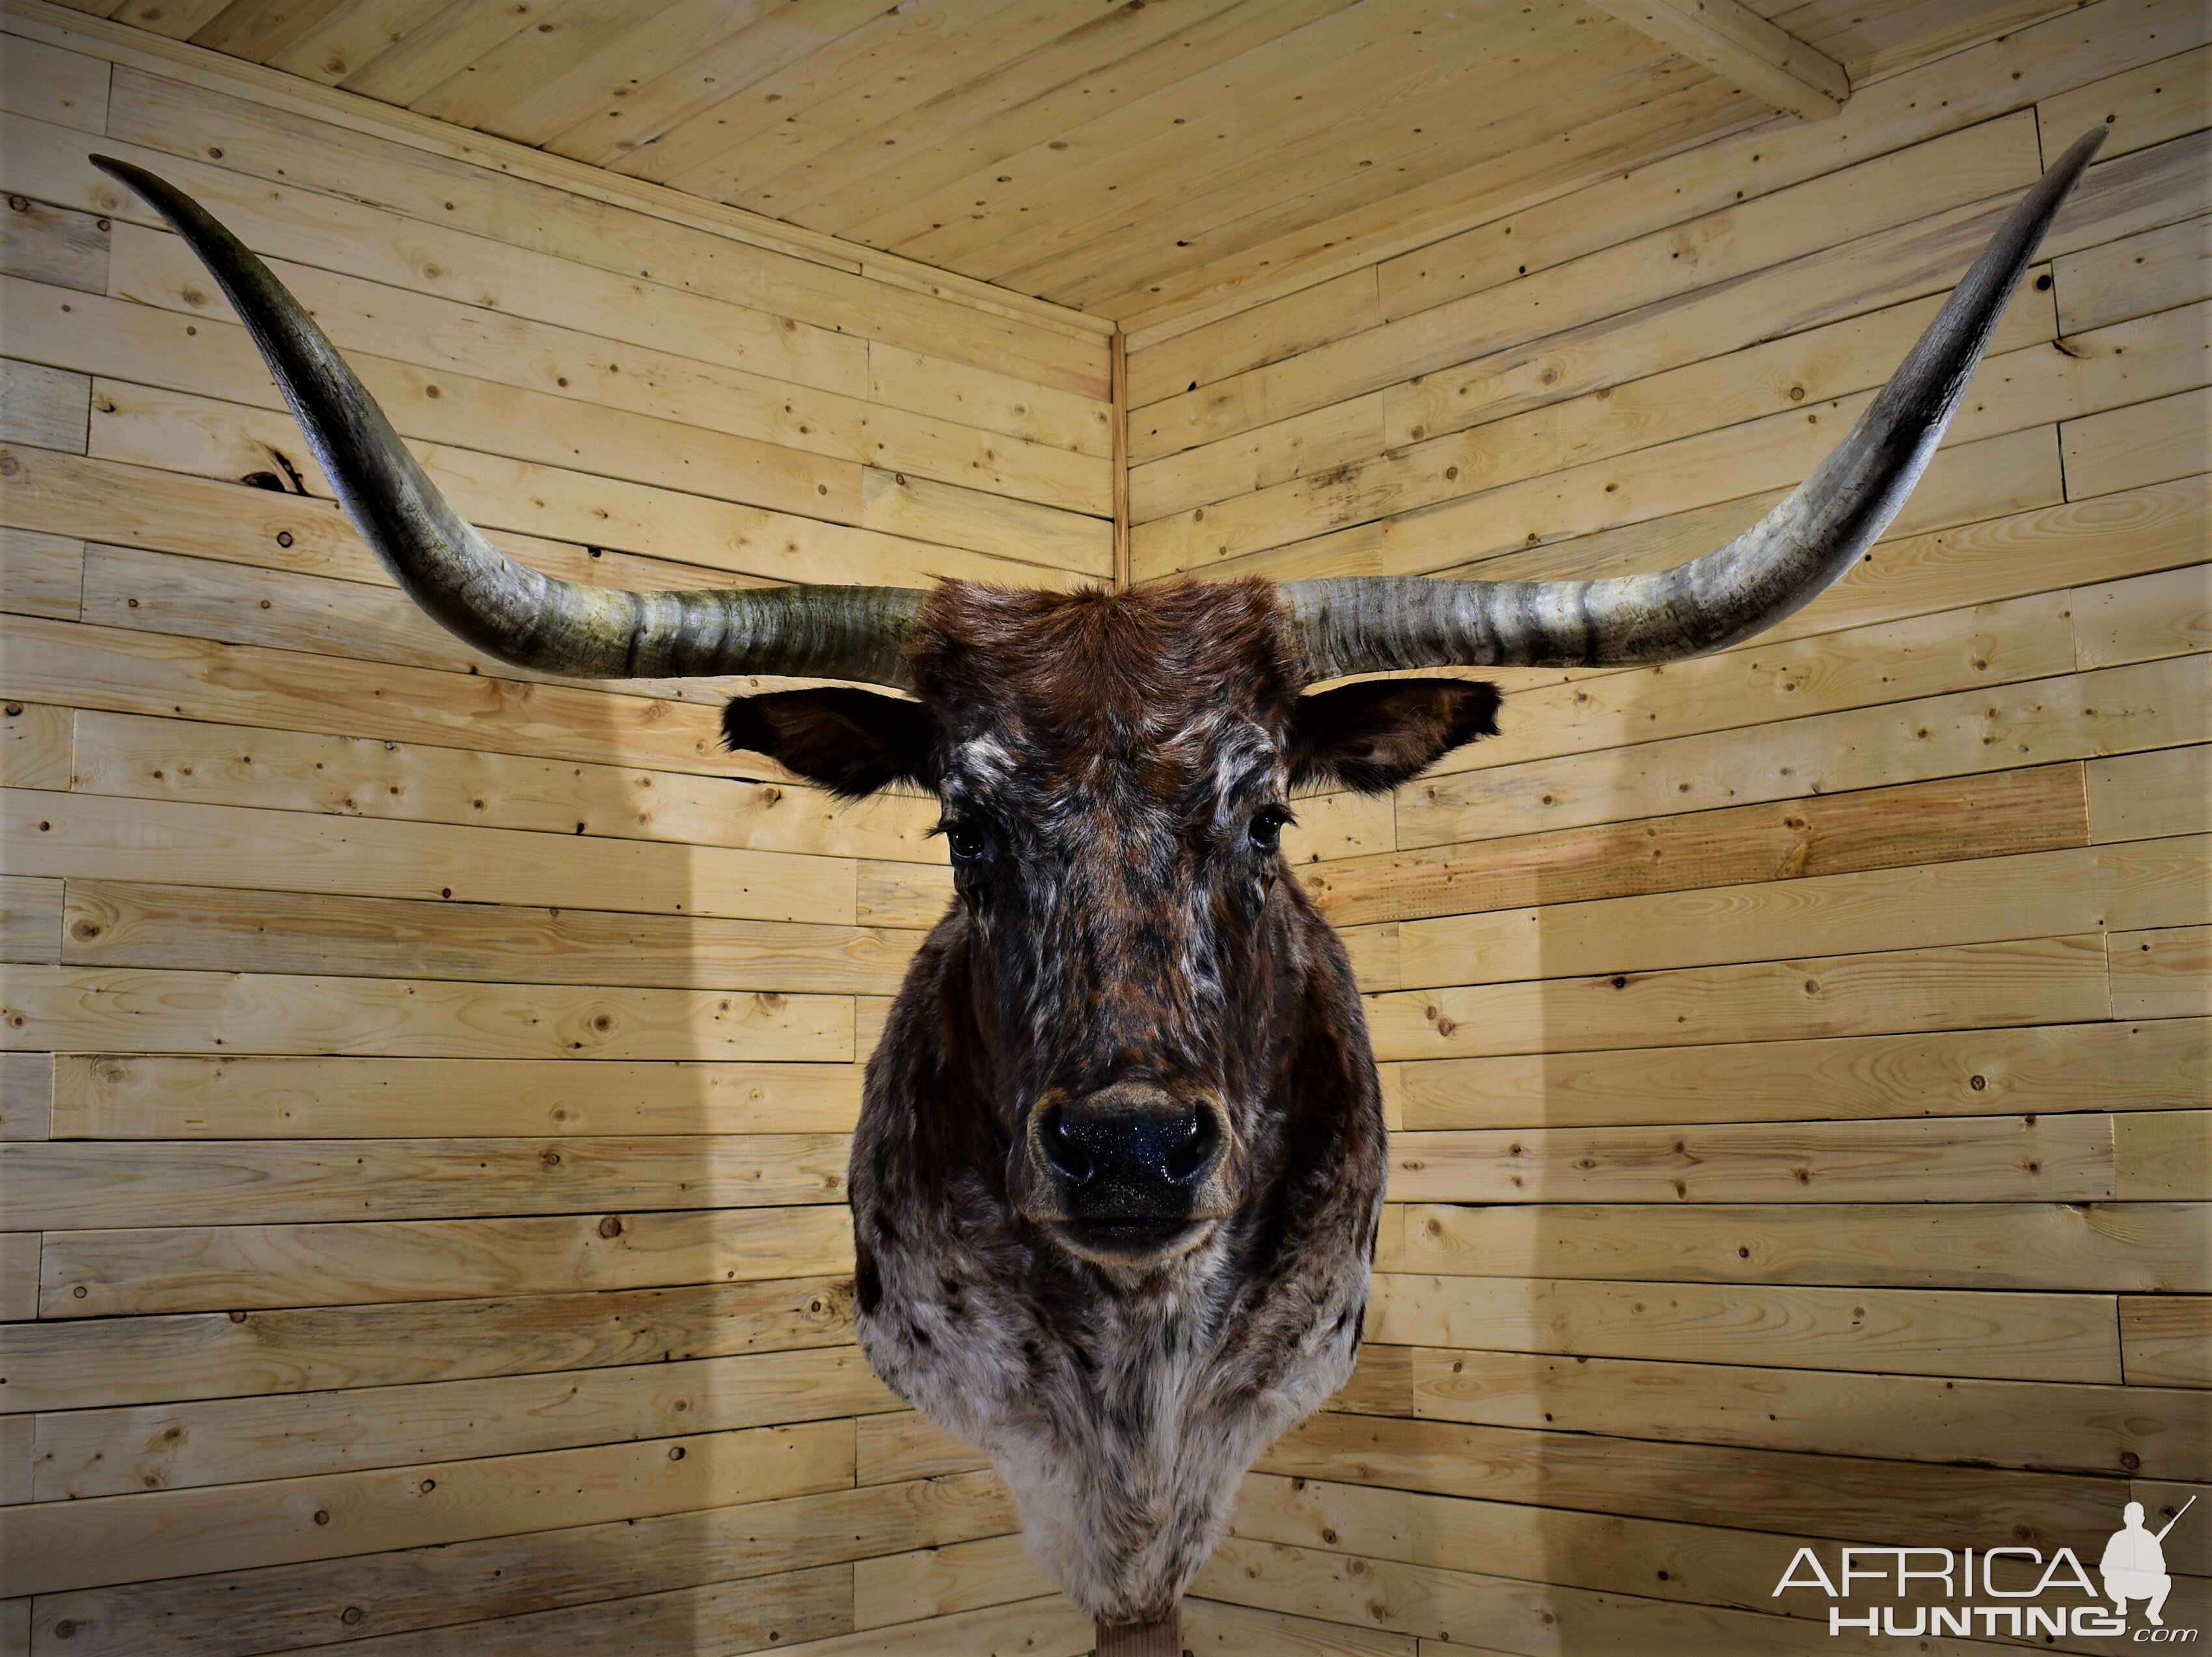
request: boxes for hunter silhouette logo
[1773,1497,2197,1641]
[2103,1498,2193,1629]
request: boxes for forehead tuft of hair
[908,579,1307,730]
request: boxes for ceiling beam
[1585,0,1850,119]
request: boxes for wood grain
[35,1345,895,1498]
[1364,935,2112,1063]
[0,1274,858,1413]
[0,357,88,451]
[1393,1352,2211,1475]
[0,1232,36,1323]
[1,1132,856,1227]
[0,875,62,965]
[1395,1017,2209,1129]
[0,528,83,622]
[0,191,110,292]
[1388,1199,2202,1291]
[1132,116,2042,456]
[40,1204,857,1317]
[60,877,921,994]
[0,1051,51,1142]
[49,1053,863,1138]
[66,705,944,864]
[1385,1114,2119,1206]
[1257,1410,2133,1540]
[0,31,107,133]
[0,1419,853,1596]
[2089,743,2212,843]
[2122,1296,2212,1387]
[4,786,854,925]
[2113,924,2212,1017]
[1394,835,2208,989]
[2057,212,2212,335]
[854,1532,1048,1632]
[1399,652,2211,849]
[0,961,854,1063]
[1305,764,2087,927]
[1365,1272,2122,1381]
[32,1473,1013,1657]
[1583,0,1848,118]
[4,3,2201,1648]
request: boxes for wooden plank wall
[1113,0,2212,1649]
[0,3,2206,1655]
[0,11,1117,1653]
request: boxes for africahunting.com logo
[1774,1498,2197,1641]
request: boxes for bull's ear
[722,688,935,798]
[1285,679,1501,794]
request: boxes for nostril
[1037,1106,1093,1184]
[1164,1109,1221,1183]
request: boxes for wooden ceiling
[81,0,2068,326]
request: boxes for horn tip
[88,152,158,197]
[2058,123,2109,171]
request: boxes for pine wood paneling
[1388,1199,2205,1291]
[5,0,2205,1647]
[29,1473,1015,1657]
[41,1204,858,1317]
[1394,1017,2211,1130]
[2,786,856,925]
[64,706,942,860]
[0,1274,860,1412]
[48,1053,865,1138]
[2123,1296,2212,1388]
[1305,763,2091,929]
[33,1345,897,1499]
[52,0,2132,329]
[3,1132,859,1227]
[0,1419,856,1596]
[1256,1411,2135,1537]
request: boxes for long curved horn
[91,155,923,688]
[1283,126,2107,681]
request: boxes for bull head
[93,130,2102,1632]
[95,131,2100,1244]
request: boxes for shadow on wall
[40,616,970,1641]
[1488,599,2209,1649]
[467,666,929,1650]
[1495,638,1939,1645]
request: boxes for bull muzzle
[1021,1081,1235,1265]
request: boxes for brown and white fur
[723,580,1497,1626]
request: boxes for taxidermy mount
[95,126,2101,1656]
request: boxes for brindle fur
[730,579,1495,1624]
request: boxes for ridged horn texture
[90,154,923,688]
[1282,125,2108,681]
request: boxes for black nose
[1035,1082,1229,1221]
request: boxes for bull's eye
[945,824,987,861]
[1248,805,1291,853]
